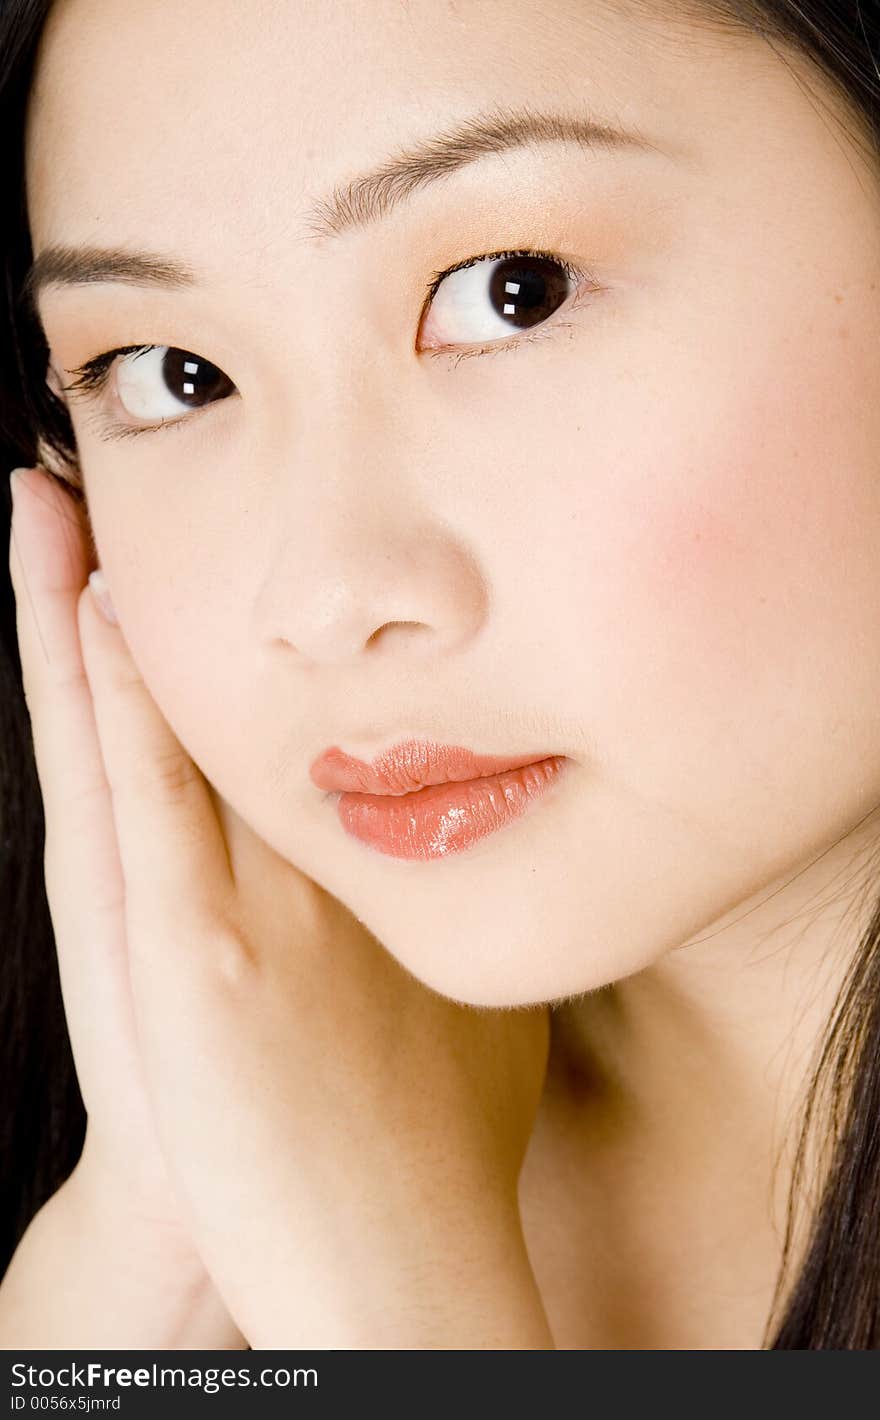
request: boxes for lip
[310,740,571,860]
[309,739,562,795]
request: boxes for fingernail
[88,568,119,626]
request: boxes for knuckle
[166,920,260,999]
[20,662,89,728]
[52,662,91,698]
[112,663,149,708]
[127,890,259,998]
[133,745,201,806]
[211,931,261,993]
[57,770,109,816]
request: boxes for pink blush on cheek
[607,407,880,766]
[615,470,764,622]
[601,462,806,723]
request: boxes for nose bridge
[281,229,420,437]
[335,339,398,433]
[296,388,385,531]
[252,237,455,529]
[290,328,422,506]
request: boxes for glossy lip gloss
[310,742,572,861]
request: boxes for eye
[419,247,597,356]
[115,346,235,420]
[61,344,237,439]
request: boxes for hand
[7,465,246,1344]
[62,468,553,1347]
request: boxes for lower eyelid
[427,318,576,365]
[425,280,597,363]
[82,394,234,443]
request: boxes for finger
[8,466,126,925]
[76,570,234,943]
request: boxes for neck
[520,807,880,1348]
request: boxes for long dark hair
[3,0,880,1347]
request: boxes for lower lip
[333,755,571,860]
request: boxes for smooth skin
[7,0,880,1348]
[2,465,552,1348]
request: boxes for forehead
[24,0,718,253]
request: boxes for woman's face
[24,0,880,1006]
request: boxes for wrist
[64,1150,204,1273]
[248,1194,555,1349]
[55,1153,247,1349]
[0,1169,241,1349]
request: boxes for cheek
[93,532,243,782]
[585,358,880,834]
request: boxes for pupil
[164,348,234,407]
[488,256,570,331]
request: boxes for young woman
[2,0,880,1349]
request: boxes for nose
[255,443,489,667]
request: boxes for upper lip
[309,739,561,796]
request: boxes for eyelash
[60,245,599,442]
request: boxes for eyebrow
[24,103,664,305]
